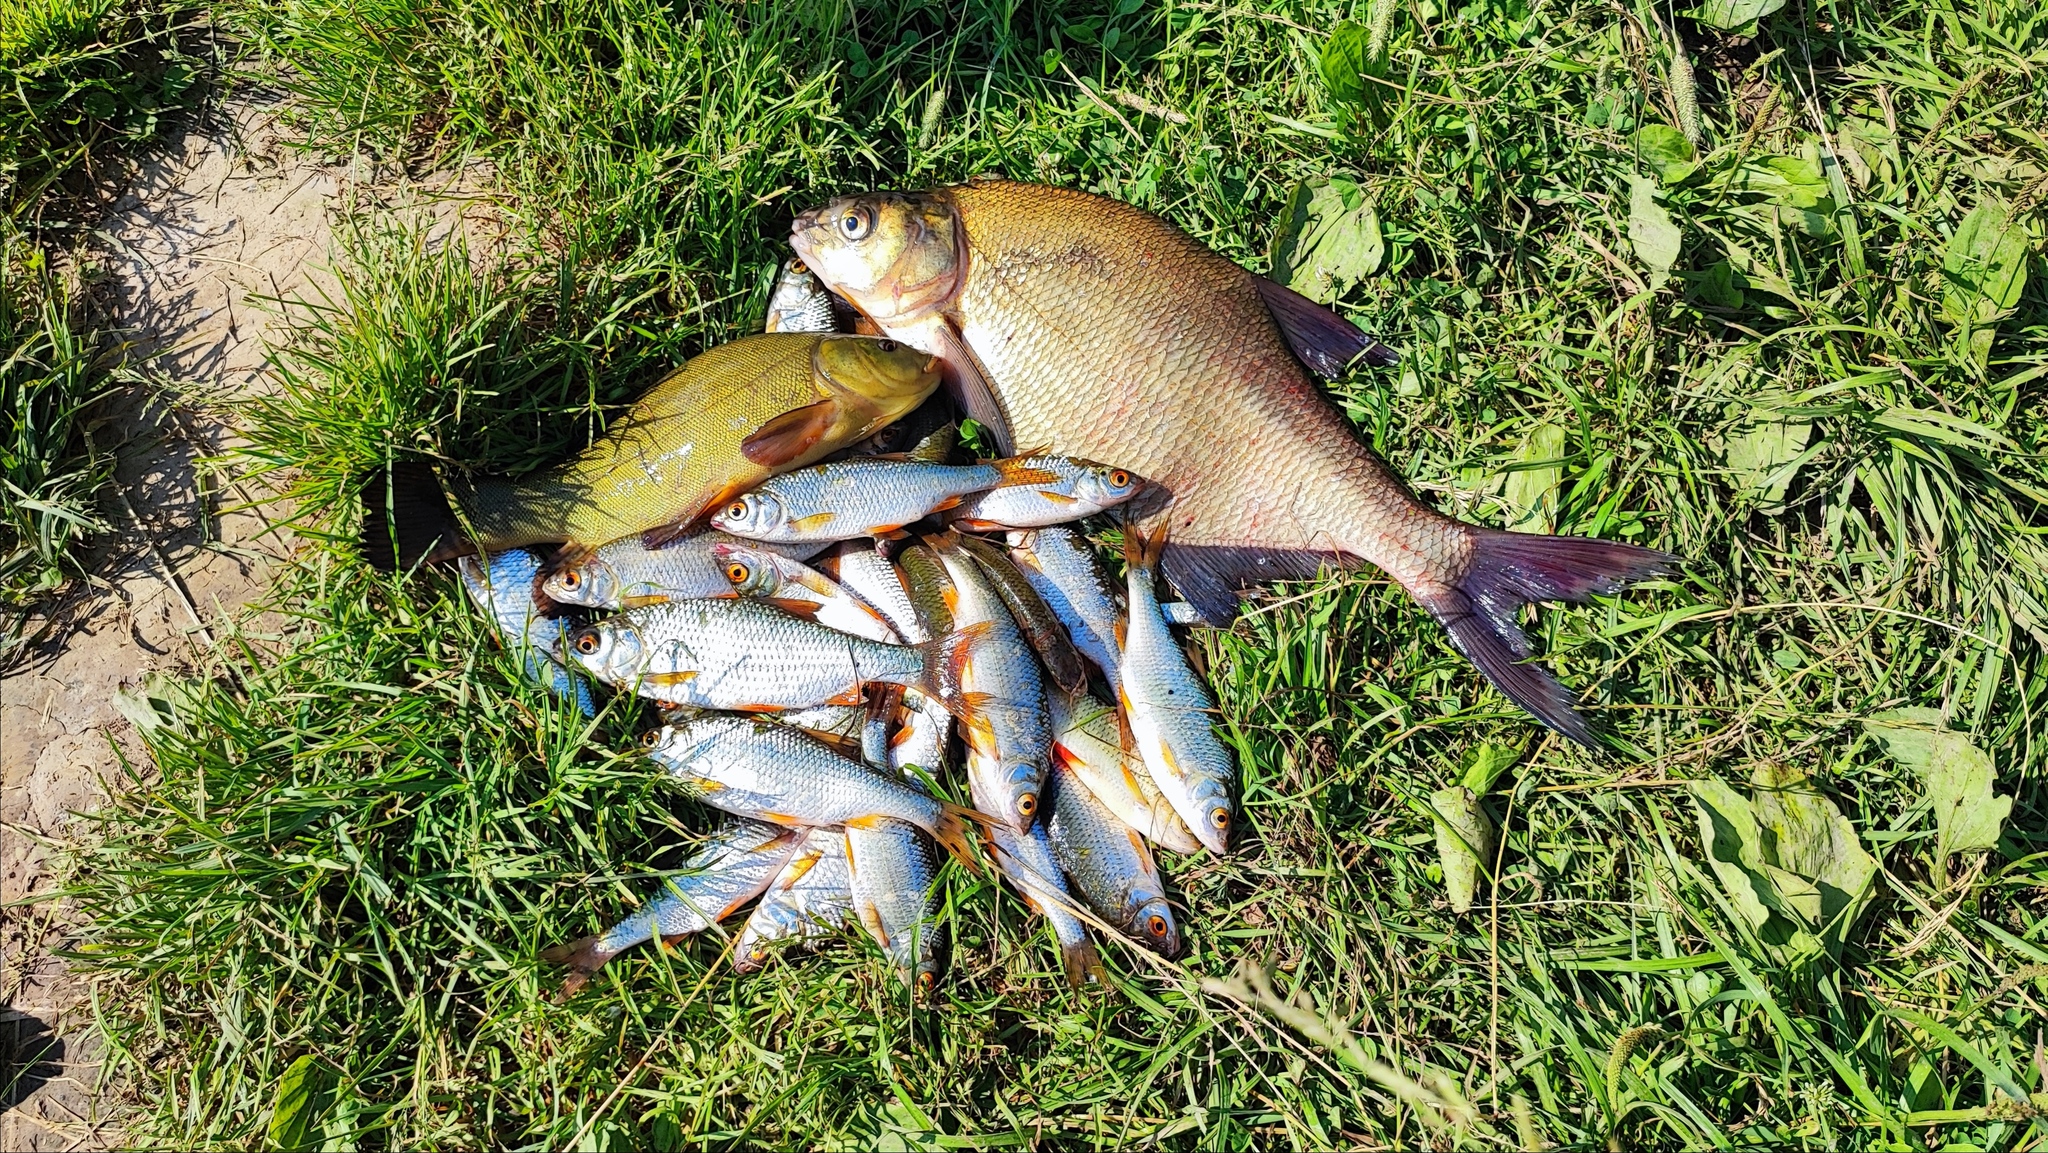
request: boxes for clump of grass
[63,0,2048,1147]
[0,237,112,642]
[1,0,202,226]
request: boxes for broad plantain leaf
[1723,413,1812,511]
[1627,176,1681,287]
[1863,709,2011,866]
[1749,764,1877,945]
[1697,0,1784,30]
[1502,422,1566,533]
[1634,124,1697,183]
[1320,20,1373,107]
[1430,785,1495,914]
[1689,777,1777,933]
[1940,203,2030,327]
[1269,177,1384,304]
[1459,741,1519,795]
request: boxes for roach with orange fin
[792,180,1676,744]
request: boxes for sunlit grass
[61,0,2048,1147]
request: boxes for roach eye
[1017,793,1037,817]
[574,631,600,655]
[560,570,580,588]
[1148,915,1168,938]
[726,501,748,519]
[1109,470,1131,488]
[789,259,807,274]
[725,562,750,583]
[917,971,936,993]
[1210,808,1230,829]
[639,730,660,748]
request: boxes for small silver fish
[542,820,802,993]
[565,596,981,714]
[1049,692,1201,854]
[1048,761,1181,957]
[543,527,818,611]
[950,456,1145,531]
[714,542,900,642]
[1119,523,1236,854]
[710,456,1057,544]
[1007,526,1126,699]
[969,748,1106,989]
[735,829,858,970]
[762,258,843,334]
[845,816,946,992]
[640,715,981,866]
[932,537,1054,831]
[822,540,922,642]
[457,547,596,716]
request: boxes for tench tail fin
[1254,276,1400,374]
[1416,529,1678,747]
[540,935,618,997]
[360,460,468,570]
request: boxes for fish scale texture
[588,598,922,710]
[463,334,934,549]
[946,181,1467,593]
[650,718,946,831]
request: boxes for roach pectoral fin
[1253,275,1399,375]
[743,399,842,466]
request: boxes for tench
[362,333,941,568]
[792,180,1673,744]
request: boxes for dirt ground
[1,96,493,1149]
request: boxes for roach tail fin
[915,620,995,720]
[540,935,617,997]
[1253,276,1399,374]
[1416,528,1679,747]
[1061,940,1109,989]
[360,460,468,571]
[930,802,989,873]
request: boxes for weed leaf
[1696,0,1785,30]
[1319,21,1374,107]
[1634,125,1696,183]
[1689,768,1875,957]
[1863,709,2011,864]
[1502,422,1566,533]
[1268,177,1384,304]
[1626,176,1681,287]
[1458,741,1519,794]
[1722,413,1812,511]
[1940,204,2030,327]
[1430,785,1494,914]
[268,1054,333,1152]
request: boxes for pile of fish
[369,179,1675,997]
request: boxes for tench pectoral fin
[931,320,1014,455]
[1252,275,1400,376]
[742,399,845,466]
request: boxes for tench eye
[1147,915,1169,938]
[839,207,872,240]
[876,339,899,352]
[725,562,750,583]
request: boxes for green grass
[59,0,2048,1147]
[2,0,202,631]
